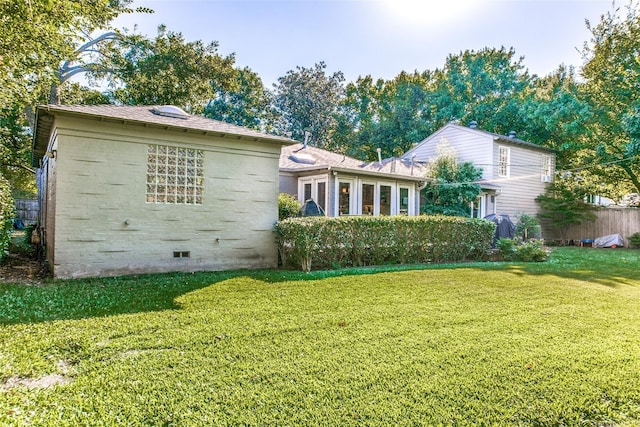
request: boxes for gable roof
[281,143,426,182]
[402,122,554,159]
[32,104,296,166]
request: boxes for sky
[112,0,614,87]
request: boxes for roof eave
[32,106,296,165]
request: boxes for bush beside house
[278,193,302,221]
[276,215,496,272]
[0,174,14,261]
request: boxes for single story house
[402,122,556,220]
[280,143,426,216]
[32,104,295,279]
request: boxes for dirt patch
[0,253,48,285]
[0,231,47,285]
[2,373,72,390]
[1,360,73,391]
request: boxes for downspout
[331,169,339,217]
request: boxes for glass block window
[146,145,204,204]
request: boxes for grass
[1,247,639,425]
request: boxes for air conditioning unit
[541,176,553,183]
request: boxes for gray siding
[492,143,553,218]
[404,124,554,221]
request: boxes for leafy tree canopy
[98,25,237,113]
[273,62,345,148]
[429,47,533,135]
[0,0,141,106]
[204,67,275,131]
[580,1,640,195]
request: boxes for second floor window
[541,154,553,182]
[498,146,510,177]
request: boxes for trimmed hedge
[276,215,496,272]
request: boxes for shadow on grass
[1,247,638,325]
[516,246,640,288]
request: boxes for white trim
[298,174,328,214]
[498,146,510,178]
[541,154,553,182]
[377,182,395,215]
[398,185,413,215]
[360,180,376,215]
[337,178,356,216]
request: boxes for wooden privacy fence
[14,199,38,225]
[559,208,640,245]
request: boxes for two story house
[401,122,555,220]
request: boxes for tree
[429,47,533,135]
[100,26,237,113]
[332,75,385,159]
[371,71,435,159]
[204,67,274,131]
[0,106,36,197]
[334,48,537,161]
[0,0,147,198]
[0,0,139,106]
[0,173,14,261]
[580,1,640,195]
[519,65,592,153]
[272,62,345,148]
[421,141,483,216]
[535,182,597,243]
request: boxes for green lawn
[1,248,639,426]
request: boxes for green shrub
[275,215,496,272]
[497,238,548,262]
[515,239,548,262]
[496,238,518,261]
[516,213,541,241]
[629,232,640,249]
[278,193,301,221]
[0,173,14,261]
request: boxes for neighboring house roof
[32,104,296,166]
[280,143,426,182]
[402,122,554,158]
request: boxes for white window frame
[470,193,487,218]
[336,178,356,216]
[498,146,510,178]
[398,185,414,216]
[360,181,376,216]
[298,175,328,214]
[377,182,396,216]
[541,154,553,182]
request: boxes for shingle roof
[33,104,295,166]
[280,143,426,181]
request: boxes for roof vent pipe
[303,131,310,148]
[508,131,516,138]
[469,120,478,129]
[376,147,382,164]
